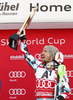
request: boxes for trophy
[9,7,37,50]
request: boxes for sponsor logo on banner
[0,2,19,11]
[36,78,54,89]
[66,70,73,77]
[35,53,42,61]
[10,55,24,60]
[35,53,73,61]
[0,2,19,17]
[64,54,73,59]
[0,0,23,23]
[30,3,72,12]
[9,71,26,78]
[0,0,73,24]
[9,88,26,95]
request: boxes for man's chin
[42,59,44,62]
[42,59,46,63]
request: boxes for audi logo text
[9,88,26,95]
[9,71,26,78]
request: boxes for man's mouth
[42,56,45,59]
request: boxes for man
[20,30,70,100]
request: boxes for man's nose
[41,51,44,55]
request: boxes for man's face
[41,49,53,64]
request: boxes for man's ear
[50,56,53,62]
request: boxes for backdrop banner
[0,29,73,100]
[0,0,73,23]
[0,0,73,29]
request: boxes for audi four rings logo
[9,88,26,95]
[9,71,26,78]
[36,79,55,89]
[35,53,42,60]
[66,70,73,77]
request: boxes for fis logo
[55,52,64,64]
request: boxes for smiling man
[20,30,70,100]
[42,45,59,64]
